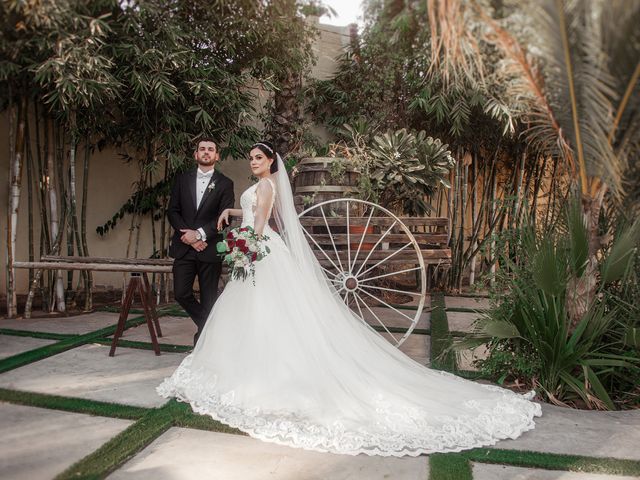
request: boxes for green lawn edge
[0,316,147,374]
[0,388,149,420]
[429,453,473,480]
[464,448,640,477]
[429,292,456,371]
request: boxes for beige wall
[0,20,353,296]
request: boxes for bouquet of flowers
[216,226,271,284]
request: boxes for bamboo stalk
[469,150,478,286]
[81,143,92,311]
[6,95,27,317]
[26,106,35,290]
[49,119,65,312]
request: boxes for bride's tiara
[253,142,274,155]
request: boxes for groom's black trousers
[173,249,222,332]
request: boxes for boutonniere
[207,182,216,192]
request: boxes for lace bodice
[240,178,276,230]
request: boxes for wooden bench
[14,255,172,356]
[298,216,451,288]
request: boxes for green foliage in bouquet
[216,226,271,285]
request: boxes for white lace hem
[157,358,542,457]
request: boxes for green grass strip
[93,338,192,354]
[430,292,456,371]
[429,453,473,480]
[0,388,149,420]
[54,399,247,480]
[99,305,145,315]
[371,325,431,336]
[0,328,77,340]
[0,316,147,374]
[464,448,640,477]
[55,401,180,480]
[171,401,245,435]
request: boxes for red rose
[226,231,234,240]
[228,240,235,249]
[251,252,257,261]
[236,238,246,249]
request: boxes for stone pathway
[108,428,429,480]
[0,300,638,479]
[0,402,132,480]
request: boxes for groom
[168,137,235,345]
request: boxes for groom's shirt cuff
[197,228,207,241]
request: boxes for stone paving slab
[0,344,187,407]
[472,462,640,480]
[0,402,132,480]
[108,427,429,480]
[446,311,480,333]
[497,403,640,461]
[112,315,196,346]
[0,335,57,360]
[445,296,490,310]
[380,332,430,366]
[361,306,430,330]
[0,311,120,335]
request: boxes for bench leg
[138,279,161,356]
[110,276,137,357]
[142,272,162,338]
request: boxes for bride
[158,141,542,456]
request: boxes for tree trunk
[566,185,608,329]
[81,143,93,311]
[48,119,65,312]
[469,151,478,286]
[268,69,303,156]
[6,96,27,317]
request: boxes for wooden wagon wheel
[298,199,427,346]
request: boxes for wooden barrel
[293,157,359,214]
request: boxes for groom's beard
[197,156,216,167]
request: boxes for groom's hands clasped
[180,228,208,252]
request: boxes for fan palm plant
[476,0,639,323]
[455,197,640,409]
[428,0,640,323]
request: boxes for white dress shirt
[195,168,214,241]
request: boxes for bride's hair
[252,141,279,174]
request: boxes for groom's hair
[195,136,218,151]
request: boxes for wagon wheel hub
[344,276,358,291]
[299,198,427,347]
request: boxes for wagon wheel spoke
[353,291,399,344]
[358,266,423,283]
[357,242,413,278]
[299,198,426,347]
[353,221,397,277]
[350,207,374,272]
[359,283,422,297]
[302,225,341,273]
[320,205,345,272]
[356,286,416,324]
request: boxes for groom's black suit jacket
[168,168,234,263]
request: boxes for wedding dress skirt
[158,183,541,456]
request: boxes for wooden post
[110,273,162,357]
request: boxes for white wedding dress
[158,176,542,457]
